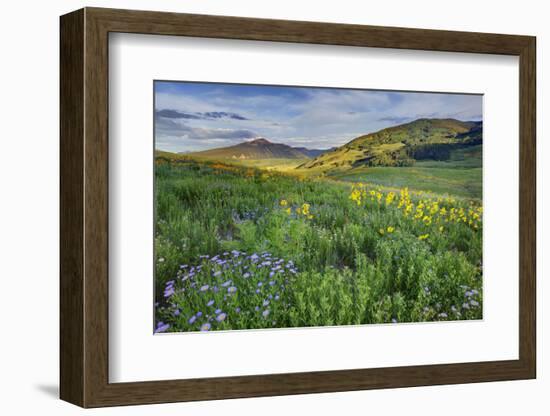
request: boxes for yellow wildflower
[418,234,429,240]
[387,226,395,233]
[350,189,362,205]
[280,199,288,207]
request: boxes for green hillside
[299,118,482,171]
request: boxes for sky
[154,81,482,153]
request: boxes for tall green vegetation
[154,158,482,333]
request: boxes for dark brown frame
[60,7,536,408]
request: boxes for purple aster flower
[269,271,275,278]
[255,306,260,312]
[257,282,263,287]
[173,309,180,317]
[196,311,203,317]
[262,309,270,318]
[274,295,280,301]
[235,307,241,313]
[164,287,175,298]
[216,313,227,322]
[221,280,231,287]
[269,280,276,286]
[213,271,221,277]
[180,264,188,269]
[462,302,470,309]
[263,300,270,307]
[200,323,211,331]
[438,313,448,318]
[188,315,197,324]
[215,308,222,314]
[155,322,170,333]
[207,299,215,307]
[228,286,237,294]
[243,272,250,278]
[470,299,480,307]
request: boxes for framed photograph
[60,7,536,407]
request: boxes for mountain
[189,138,330,160]
[299,118,482,171]
[292,146,337,158]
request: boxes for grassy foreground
[154,159,482,333]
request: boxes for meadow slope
[154,157,483,333]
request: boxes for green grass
[323,145,482,199]
[219,157,309,171]
[330,166,482,199]
[154,158,483,333]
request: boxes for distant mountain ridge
[189,138,330,160]
[299,118,482,171]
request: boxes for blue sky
[154,81,482,153]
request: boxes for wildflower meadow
[154,158,483,333]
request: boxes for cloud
[156,109,201,119]
[154,83,483,152]
[155,116,257,141]
[377,116,412,124]
[155,109,249,121]
[192,128,256,140]
[200,111,249,120]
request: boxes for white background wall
[0,0,546,414]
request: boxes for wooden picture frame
[60,7,536,408]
